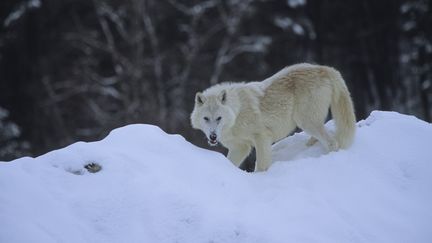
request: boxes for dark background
[0,0,431,161]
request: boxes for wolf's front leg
[227,144,251,167]
[254,136,272,172]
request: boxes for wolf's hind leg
[302,124,338,152]
[294,91,338,152]
[227,144,251,167]
[296,115,338,152]
[306,137,318,146]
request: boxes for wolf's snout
[208,132,218,146]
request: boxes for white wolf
[190,63,356,172]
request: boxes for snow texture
[1,111,432,243]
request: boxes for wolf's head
[190,89,236,146]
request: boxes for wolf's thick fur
[191,63,356,172]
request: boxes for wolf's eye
[204,117,209,122]
[216,116,222,122]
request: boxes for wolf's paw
[84,163,102,173]
[327,140,339,152]
[306,137,318,146]
[254,162,271,172]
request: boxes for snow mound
[1,111,432,243]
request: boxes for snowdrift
[1,111,432,243]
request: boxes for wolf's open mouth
[208,139,219,146]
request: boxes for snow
[3,0,41,27]
[292,24,305,35]
[273,17,305,36]
[287,0,306,8]
[274,16,294,30]
[1,111,432,243]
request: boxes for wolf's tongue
[208,139,218,146]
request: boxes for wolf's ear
[195,92,206,105]
[219,90,227,104]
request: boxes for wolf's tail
[330,70,356,149]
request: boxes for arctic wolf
[190,63,356,172]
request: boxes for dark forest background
[0,0,431,161]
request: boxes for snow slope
[1,111,432,243]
